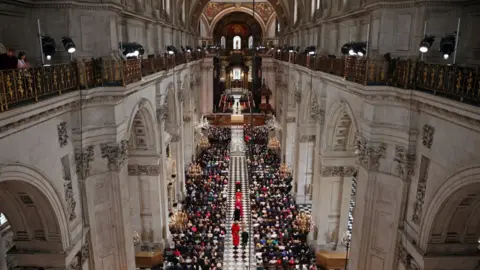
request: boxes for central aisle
[223,126,255,270]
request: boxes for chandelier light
[198,136,210,149]
[187,162,202,178]
[267,137,280,151]
[169,211,188,232]
[294,212,312,234]
[279,162,291,175]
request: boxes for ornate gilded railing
[274,53,480,105]
[0,63,78,111]
[0,52,204,112]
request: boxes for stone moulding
[321,166,357,177]
[299,135,316,143]
[128,164,161,176]
[57,122,69,147]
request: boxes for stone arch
[324,100,358,152]
[207,7,267,38]
[127,98,158,152]
[0,163,70,252]
[419,166,480,253]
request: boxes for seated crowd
[207,127,231,143]
[244,125,269,144]
[247,134,316,269]
[165,127,231,270]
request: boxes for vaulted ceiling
[189,0,290,30]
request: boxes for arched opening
[127,100,168,254]
[233,36,242,50]
[426,183,480,255]
[212,12,263,50]
[0,168,69,269]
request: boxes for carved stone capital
[422,124,434,149]
[100,140,129,170]
[128,165,161,176]
[355,134,387,171]
[75,146,94,179]
[57,122,69,147]
[299,135,316,143]
[322,166,357,177]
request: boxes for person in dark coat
[234,206,241,221]
[241,230,249,246]
[0,48,18,70]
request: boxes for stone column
[157,24,164,53]
[295,135,315,203]
[176,83,186,198]
[0,233,6,270]
[347,135,388,270]
[183,114,194,165]
[308,117,323,247]
[292,89,301,198]
[156,95,172,244]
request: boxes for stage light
[120,42,144,58]
[42,36,56,60]
[439,33,456,60]
[305,46,316,55]
[61,37,76,53]
[355,42,367,57]
[419,35,435,53]
[166,45,177,55]
[341,42,352,55]
[288,46,294,53]
[186,46,192,53]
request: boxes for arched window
[248,36,254,49]
[181,0,186,22]
[276,19,281,34]
[293,0,298,24]
[165,0,170,16]
[317,0,321,10]
[233,36,242,50]
[221,36,226,49]
[0,213,6,225]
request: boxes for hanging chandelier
[294,212,312,234]
[187,162,202,178]
[267,137,280,150]
[198,136,210,149]
[279,162,291,175]
[169,211,188,231]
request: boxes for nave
[165,125,315,270]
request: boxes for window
[293,0,298,24]
[233,36,242,50]
[311,0,316,17]
[233,68,241,80]
[317,0,321,10]
[221,36,226,49]
[0,213,6,225]
[248,36,254,49]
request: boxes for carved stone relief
[294,89,302,103]
[412,184,426,225]
[422,124,434,149]
[57,122,69,147]
[322,166,357,177]
[128,165,161,176]
[354,134,387,171]
[75,146,95,178]
[157,104,168,121]
[183,115,191,122]
[100,140,129,170]
[64,181,77,221]
[394,145,416,182]
[299,135,316,143]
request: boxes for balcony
[0,51,205,112]
[274,52,480,107]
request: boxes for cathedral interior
[0,0,480,270]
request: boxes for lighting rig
[341,42,367,57]
[120,42,144,58]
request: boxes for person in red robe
[235,200,243,217]
[235,191,242,201]
[244,135,250,143]
[231,221,240,247]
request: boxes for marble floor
[223,127,255,270]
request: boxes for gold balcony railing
[0,52,205,112]
[274,52,480,106]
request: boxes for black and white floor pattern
[297,204,312,215]
[223,128,255,270]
